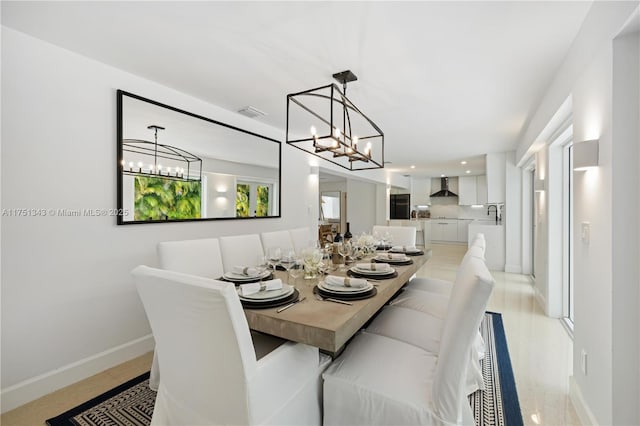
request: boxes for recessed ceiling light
[410,165,415,169]
[460,160,467,165]
[237,105,267,118]
[466,170,471,174]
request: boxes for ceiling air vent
[238,105,267,119]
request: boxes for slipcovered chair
[366,255,493,395]
[157,238,224,279]
[219,234,265,273]
[322,256,495,425]
[289,227,313,253]
[152,238,226,390]
[133,266,330,425]
[260,230,295,254]
[372,225,416,247]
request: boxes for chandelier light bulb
[334,127,341,138]
[310,126,317,136]
[121,159,125,166]
[365,142,372,156]
[137,161,143,168]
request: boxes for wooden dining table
[243,251,431,356]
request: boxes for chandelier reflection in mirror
[121,125,203,182]
[286,70,384,171]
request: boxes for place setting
[389,245,425,256]
[219,264,273,284]
[236,277,301,309]
[314,275,377,301]
[347,262,398,280]
[371,252,414,265]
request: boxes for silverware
[315,294,353,305]
[276,297,306,313]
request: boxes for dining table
[242,250,431,357]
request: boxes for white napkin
[356,262,391,272]
[392,245,417,252]
[376,253,408,260]
[325,275,369,289]
[239,279,283,296]
[232,265,260,276]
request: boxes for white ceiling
[2,1,593,178]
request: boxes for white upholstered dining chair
[133,266,330,425]
[372,225,417,247]
[288,227,312,253]
[157,237,224,279]
[322,255,494,425]
[260,230,295,254]
[219,234,265,273]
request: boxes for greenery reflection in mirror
[117,90,281,224]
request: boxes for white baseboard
[1,334,154,413]
[504,264,522,274]
[569,376,599,425]
[533,284,548,314]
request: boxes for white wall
[611,27,640,425]
[515,3,640,424]
[0,27,319,409]
[346,179,377,235]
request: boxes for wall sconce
[534,178,545,192]
[573,139,599,171]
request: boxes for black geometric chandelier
[286,70,384,171]
[121,125,202,182]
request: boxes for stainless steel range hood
[430,177,458,197]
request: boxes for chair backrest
[372,225,417,247]
[260,230,295,254]
[432,256,494,423]
[132,266,256,425]
[470,232,486,254]
[289,227,313,253]
[219,234,265,273]
[157,238,224,278]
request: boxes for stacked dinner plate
[237,283,299,309]
[221,270,272,284]
[372,253,413,265]
[348,264,398,280]
[389,246,424,256]
[316,278,377,301]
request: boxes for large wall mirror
[117,90,281,224]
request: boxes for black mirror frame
[116,90,282,225]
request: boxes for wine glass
[280,250,296,284]
[267,247,282,272]
[288,258,303,286]
[255,255,269,280]
[337,242,351,270]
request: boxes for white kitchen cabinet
[486,152,505,203]
[422,220,432,248]
[432,219,457,242]
[458,175,488,205]
[457,219,472,242]
[411,178,430,206]
[458,176,477,205]
[476,175,488,204]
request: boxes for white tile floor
[2,242,580,425]
[417,243,580,425]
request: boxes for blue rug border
[45,371,150,426]
[486,311,524,426]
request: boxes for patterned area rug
[47,312,522,426]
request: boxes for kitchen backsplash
[415,197,504,220]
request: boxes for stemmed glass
[338,242,351,270]
[267,247,282,272]
[255,254,269,281]
[279,250,296,284]
[288,258,304,286]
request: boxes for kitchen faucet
[487,205,499,224]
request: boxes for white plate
[223,270,271,282]
[390,248,421,254]
[351,266,395,275]
[238,284,294,301]
[318,281,373,294]
[374,255,410,263]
